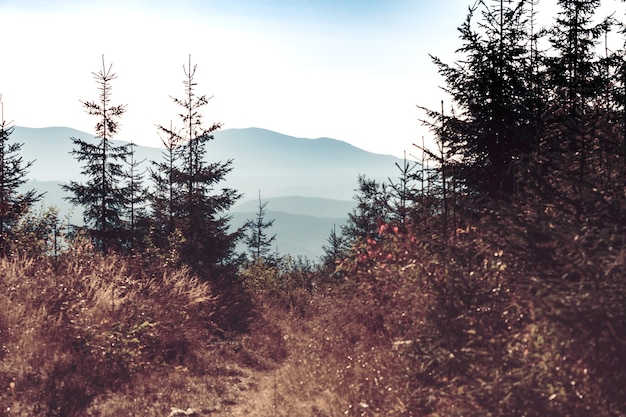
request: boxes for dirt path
[217,320,340,417]
[220,367,280,416]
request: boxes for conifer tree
[0,96,41,256]
[341,175,390,244]
[541,0,607,193]
[423,0,539,199]
[546,0,603,114]
[148,121,182,249]
[387,151,419,227]
[320,224,348,273]
[155,55,242,272]
[244,191,276,262]
[124,141,147,249]
[63,57,130,254]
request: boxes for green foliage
[0,99,42,256]
[9,205,62,258]
[240,256,318,313]
[243,191,276,262]
[341,175,391,245]
[123,141,149,250]
[151,56,242,274]
[63,57,131,253]
[334,216,625,416]
[319,224,349,274]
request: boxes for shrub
[337,219,626,416]
[0,239,224,416]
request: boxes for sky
[0,0,624,158]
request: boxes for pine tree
[63,56,131,254]
[244,191,276,262]
[320,224,348,273]
[341,175,390,244]
[537,0,612,218]
[423,0,539,199]
[148,121,182,249]
[546,0,603,114]
[124,141,147,250]
[156,55,242,272]
[0,96,42,256]
[387,151,419,227]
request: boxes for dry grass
[3,220,623,416]
[0,238,284,417]
[219,301,413,417]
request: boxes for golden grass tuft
[0,239,274,417]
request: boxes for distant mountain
[14,126,403,201]
[14,126,402,257]
[232,196,355,219]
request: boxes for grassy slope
[0,243,411,417]
[0,241,284,417]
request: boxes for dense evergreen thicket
[326,1,626,415]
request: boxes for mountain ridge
[13,125,403,201]
[13,125,402,257]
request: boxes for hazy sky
[0,0,624,157]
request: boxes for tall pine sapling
[156,55,242,272]
[124,141,147,250]
[547,0,603,114]
[387,151,419,227]
[320,224,348,274]
[63,56,131,254]
[148,121,182,248]
[244,191,276,263]
[415,101,458,236]
[0,96,42,256]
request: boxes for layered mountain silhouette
[14,126,405,257]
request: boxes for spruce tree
[148,121,182,250]
[320,224,348,273]
[541,0,607,194]
[546,0,603,114]
[124,141,147,250]
[63,57,131,253]
[156,55,242,273]
[341,175,390,244]
[244,191,276,262]
[387,151,419,227]
[423,0,539,199]
[0,96,42,256]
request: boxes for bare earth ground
[217,317,340,417]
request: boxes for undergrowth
[1,213,624,416]
[0,236,283,417]
[234,214,624,417]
